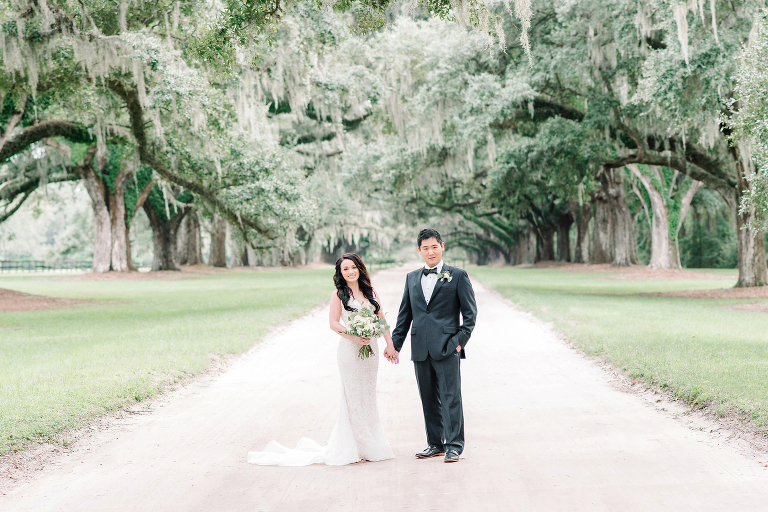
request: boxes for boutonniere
[439,270,452,282]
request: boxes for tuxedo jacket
[391,264,477,361]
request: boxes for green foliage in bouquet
[339,305,390,359]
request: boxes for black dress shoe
[444,449,460,463]
[415,446,445,459]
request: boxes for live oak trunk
[177,210,203,266]
[606,168,637,267]
[126,178,155,271]
[187,212,203,265]
[177,214,189,265]
[81,154,133,273]
[555,212,573,262]
[591,168,638,266]
[534,223,555,262]
[573,201,591,263]
[230,237,246,267]
[143,201,189,271]
[674,181,703,268]
[108,169,130,272]
[629,164,702,270]
[628,165,674,269]
[735,206,767,287]
[188,214,203,265]
[126,225,139,271]
[732,147,768,287]
[82,168,112,273]
[591,184,613,264]
[283,227,311,266]
[515,226,536,264]
[209,213,228,268]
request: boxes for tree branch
[0,120,95,162]
[132,178,156,217]
[0,170,80,222]
[0,191,33,223]
[106,78,276,240]
[294,147,343,158]
[0,91,27,151]
[604,152,733,197]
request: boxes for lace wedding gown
[247,298,394,466]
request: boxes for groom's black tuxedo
[391,264,477,360]
[391,263,477,455]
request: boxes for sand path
[3,264,768,511]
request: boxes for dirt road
[4,264,768,511]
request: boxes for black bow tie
[422,267,438,276]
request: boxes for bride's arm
[329,290,370,344]
[373,290,395,349]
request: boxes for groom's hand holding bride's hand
[384,345,399,364]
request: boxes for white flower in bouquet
[339,304,390,359]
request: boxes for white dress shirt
[421,260,444,305]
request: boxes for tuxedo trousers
[414,351,464,454]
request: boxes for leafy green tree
[1,0,315,271]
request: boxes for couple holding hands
[248,228,477,466]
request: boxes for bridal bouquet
[339,305,390,359]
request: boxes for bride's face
[340,259,360,284]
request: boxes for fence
[0,260,91,273]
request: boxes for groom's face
[418,237,444,267]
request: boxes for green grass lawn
[470,266,768,431]
[0,269,333,455]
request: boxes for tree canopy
[3,0,768,286]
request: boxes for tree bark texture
[591,168,638,267]
[629,165,703,270]
[209,214,228,268]
[573,201,591,263]
[79,149,136,273]
[515,226,536,264]
[177,211,203,266]
[606,168,637,267]
[0,119,96,163]
[534,223,555,262]
[81,167,112,273]
[555,212,573,262]
[733,148,768,287]
[628,165,674,269]
[126,226,137,271]
[108,166,132,272]
[143,202,188,271]
[591,183,613,264]
[284,227,311,267]
[229,237,245,267]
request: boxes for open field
[0,268,334,456]
[470,264,768,432]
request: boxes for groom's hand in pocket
[456,345,462,353]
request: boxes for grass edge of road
[0,268,334,457]
[469,265,768,437]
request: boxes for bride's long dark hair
[334,253,380,314]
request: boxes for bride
[247,253,396,466]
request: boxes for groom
[385,229,477,463]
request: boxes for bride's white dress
[247,298,394,466]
